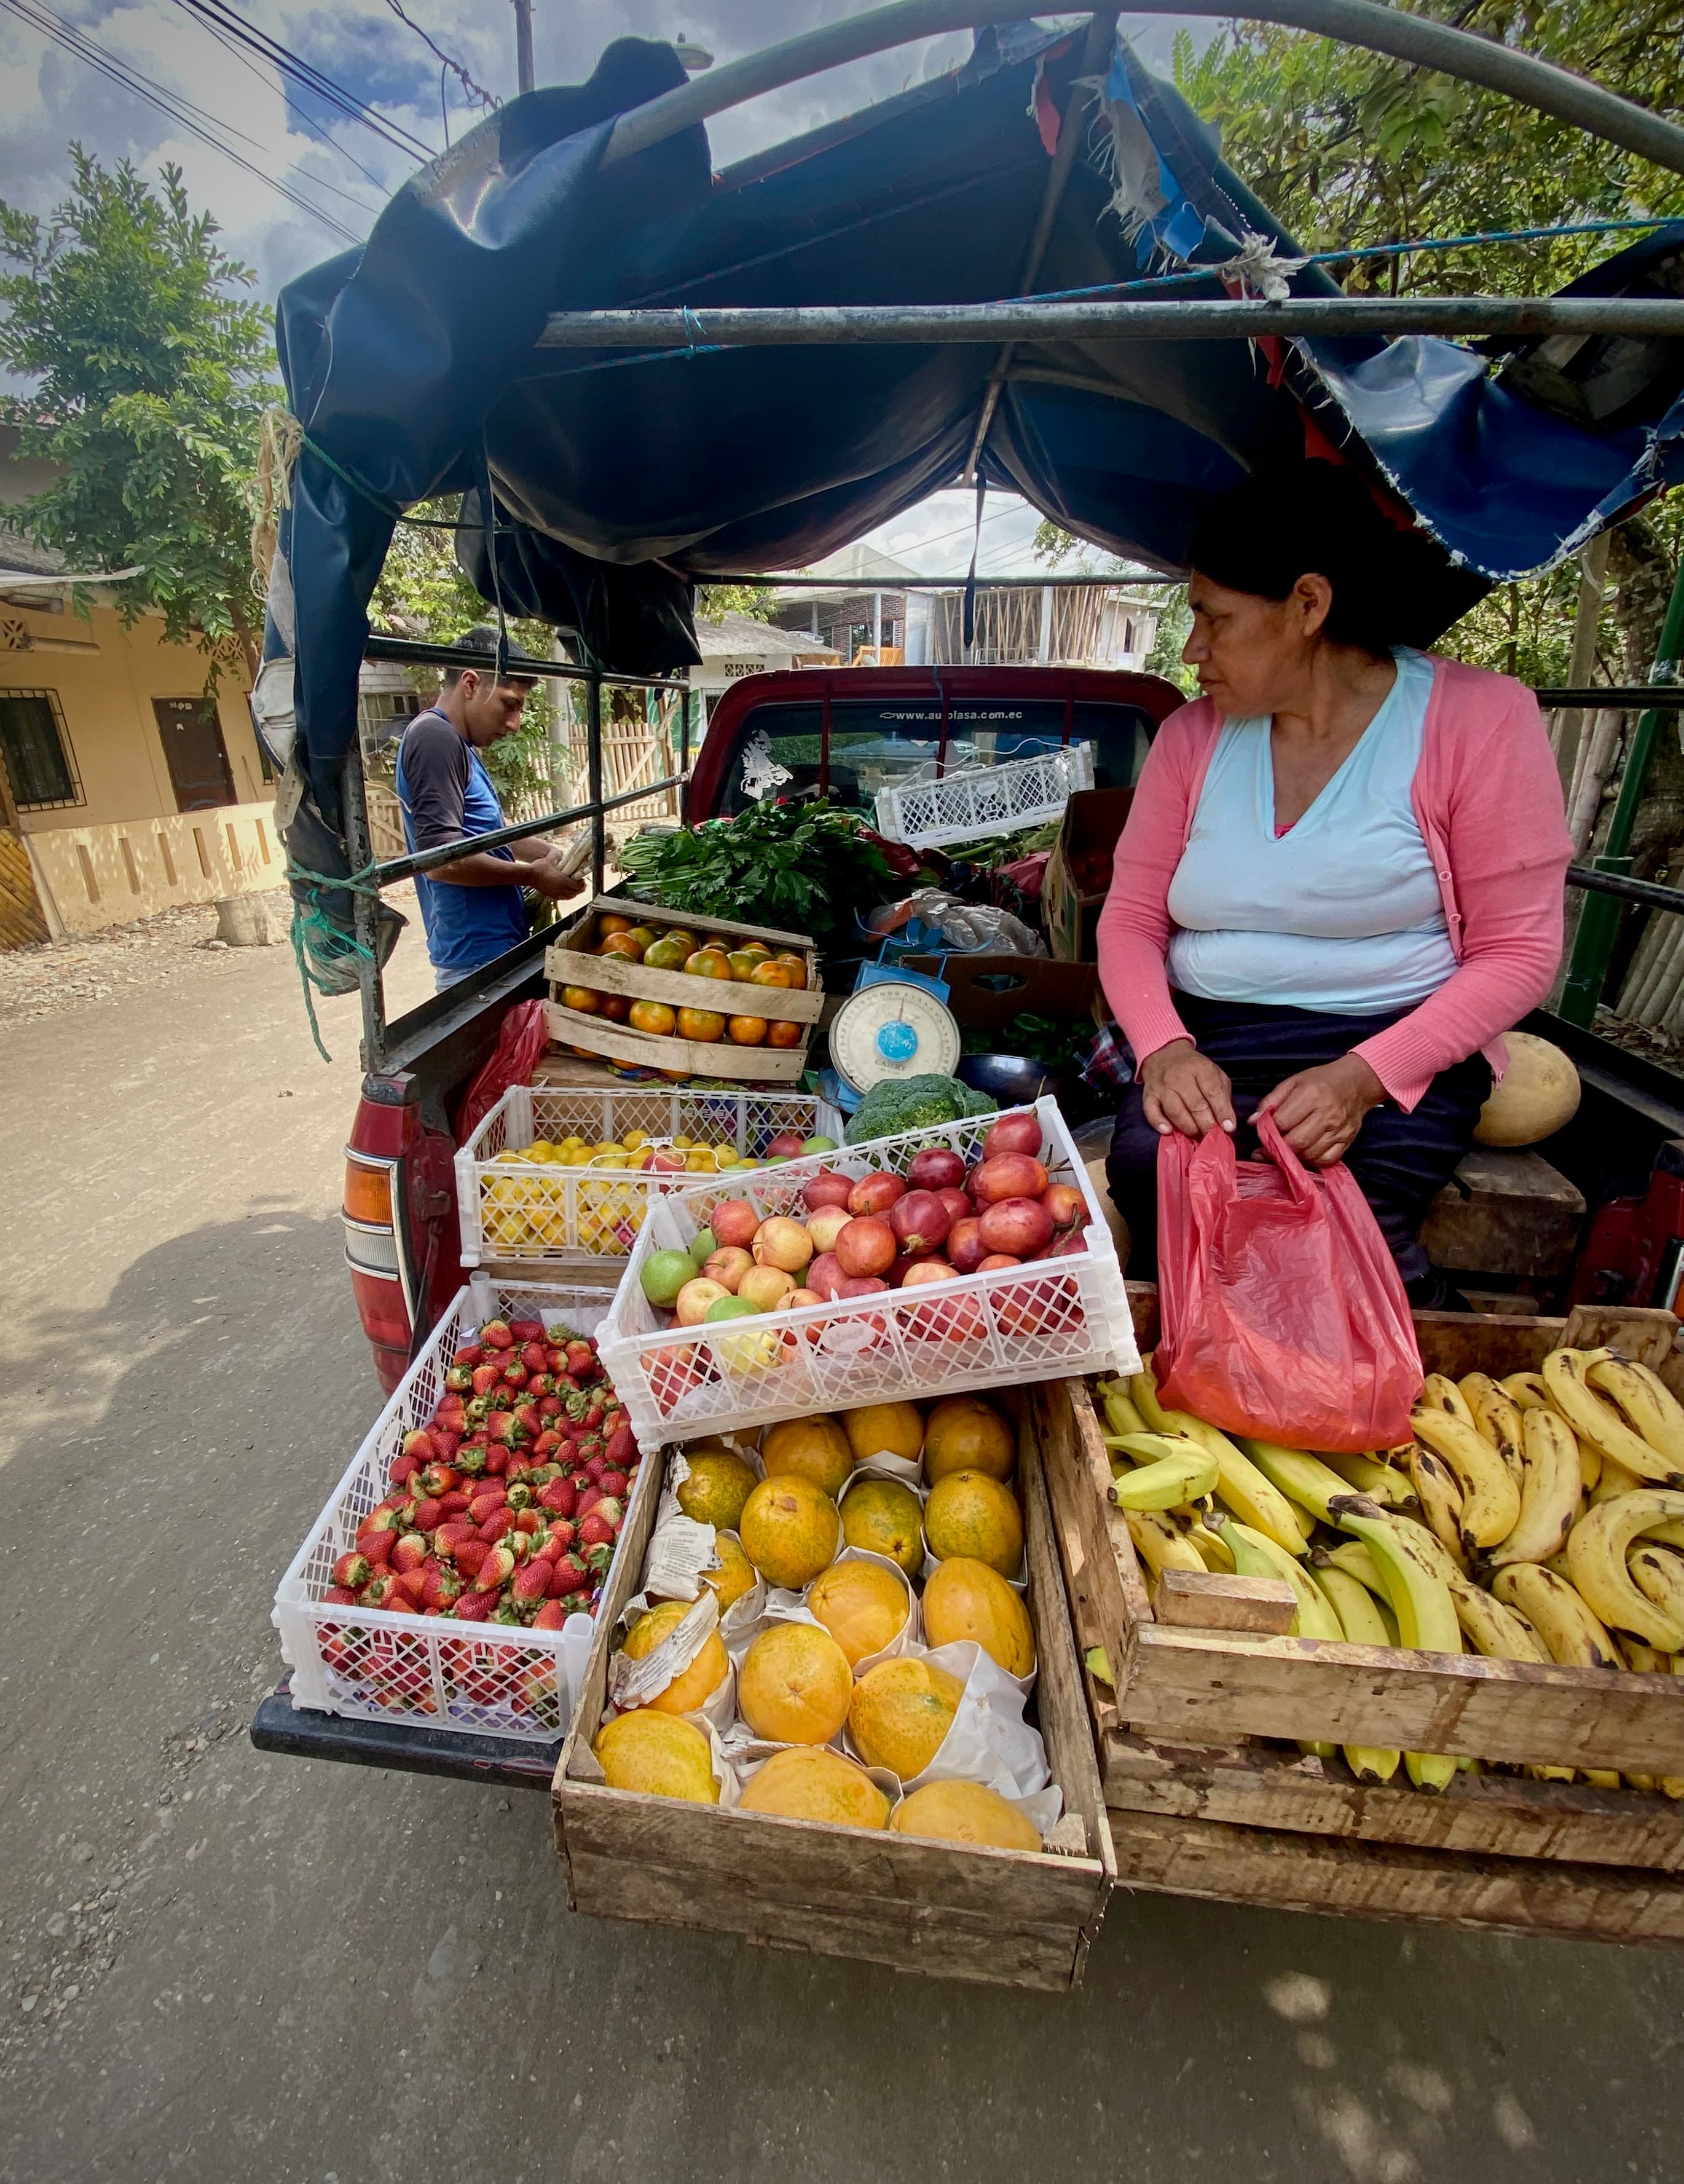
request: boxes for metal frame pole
[340,752,386,1073]
[587,668,607,897]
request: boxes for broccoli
[843,1073,997,1145]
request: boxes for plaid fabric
[1080,1022,1135,1094]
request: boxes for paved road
[1,933,1680,2184]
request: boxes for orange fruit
[599,931,645,960]
[923,1471,1023,1577]
[921,1557,1036,1676]
[560,985,600,1014]
[727,1015,768,1046]
[677,1007,726,1043]
[842,1402,924,1465]
[597,913,634,936]
[685,950,732,980]
[620,1600,729,1715]
[749,961,795,988]
[738,1475,840,1589]
[643,937,690,972]
[741,944,772,964]
[848,1656,963,1778]
[738,1746,890,1828]
[806,1559,910,1666]
[765,1021,802,1048]
[737,1622,852,1743]
[599,992,631,1021]
[726,950,760,981]
[699,1532,758,1612]
[664,929,698,954]
[774,952,809,989]
[674,1448,758,1530]
[890,1780,1039,1848]
[624,926,659,953]
[628,1000,677,1036]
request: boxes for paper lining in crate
[873,744,1095,851]
[597,1098,1138,1445]
[457,1082,847,1266]
[273,1281,650,1744]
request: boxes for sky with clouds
[0,2,1195,573]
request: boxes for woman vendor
[1098,462,1575,1308]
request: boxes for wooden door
[154,697,236,811]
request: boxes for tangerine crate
[873,744,1095,850]
[455,1084,846,1268]
[553,1387,1115,1989]
[272,1282,653,1745]
[597,1097,1137,1445]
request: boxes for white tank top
[1165,648,1457,1014]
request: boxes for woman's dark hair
[1187,462,1454,653]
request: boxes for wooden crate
[1036,1293,1684,1944]
[553,1395,1115,1990]
[544,1001,808,1084]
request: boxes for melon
[1474,1032,1581,1147]
[675,1448,758,1532]
[889,1778,1040,1850]
[921,1556,1036,1677]
[806,1558,910,1666]
[848,1655,963,1778]
[923,1395,1015,1484]
[620,1600,729,1716]
[760,1414,854,1498]
[923,1470,1025,1578]
[739,1475,841,1590]
[737,1621,853,1743]
[738,1746,890,1829]
[592,1710,719,1803]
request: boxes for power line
[377,0,498,115]
[170,0,438,164]
[0,0,364,245]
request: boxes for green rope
[285,856,382,1063]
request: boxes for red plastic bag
[454,999,551,1143]
[1153,1110,1421,1453]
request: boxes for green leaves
[618,797,895,947]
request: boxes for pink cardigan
[1095,655,1574,1113]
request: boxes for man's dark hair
[442,623,533,690]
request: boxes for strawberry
[514,1402,542,1439]
[455,1537,490,1579]
[389,1453,420,1489]
[401,1428,438,1466]
[453,1344,484,1369]
[357,1530,393,1568]
[578,1511,617,1551]
[597,1468,629,1500]
[438,1489,472,1516]
[391,1532,430,1575]
[360,1504,404,1537]
[565,1341,596,1378]
[548,1553,591,1599]
[583,1454,608,1485]
[584,1541,615,1576]
[520,1341,548,1374]
[483,1448,510,1477]
[470,1363,503,1396]
[486,1411,516,1446]
[605,1424,637,1467]
[512,1509,543,1537]
[592,1496,625,1531]
[581,1402,605,1432]
[444,1365,474,1394]
[474,1544,516,1592]
[431,1428,463,1460]
[533,1430,562,1459]
[421,1564,466,1610]
[434,1521,478,1561]
[532,1600,570,1630]
[468,1488,506,1524]
[538,1478,577,1518]
[455,1444,487,1478]
[505,1529,533,1564]
[545,1346,569,1376]
[510,1318,545,1343]
[419,1462,458,1499]
[537,1398,563,1423]
[527,1373,555,1399]
[358,1572,406,1609]
[480,1507,513,1545]
[322,1584,358,1607]
[451,1587,492,1622]
[387,1567,427,1608]
[412,1497,445,1532]
[545,1518,576,1554]
[500,1362,529,1392]
[505,1481,534,1512]
[481,1319,515,1351]
[331,1550,372,1591]
[511,1561,551,1618]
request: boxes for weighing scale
[822,958,962,1112]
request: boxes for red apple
[801,1172,854,1213]
[806,1207,852,1254]
[781,1286,824,1311]
[806,1250,844,1301]
[753,1216,814,1274]
[835,1214,897,1279]
[889,1189,951,1255]
[1042,1181,1086,1232]
[971,1152,1050,1207]
[907,1146,967,1193]
[710,1198,760,1250]
[984,1112,1044,1159]
[978,1253,1022,1271]
[900,1259,956,1288]
[978,1196,1056,1258]
[836,1274,889,1298]
[1049,1229,1091,1257]
[766,1130,807,1158]
[702,1246,753,1293]
[947,1216,988,1275]
[848,1172,906,1218]
[935,1187,972,1228]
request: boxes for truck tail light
[344,1149,414,1384]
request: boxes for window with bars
[0,688,82,810]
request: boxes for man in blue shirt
[395,626,584,989]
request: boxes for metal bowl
[958,1053,1055,1107]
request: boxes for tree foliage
[0,148,279,676]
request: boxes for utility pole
[513,0,533,94]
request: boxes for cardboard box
[902,953,1099,1032]
[1042,789,1131,963]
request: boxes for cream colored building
[0,425,279,941]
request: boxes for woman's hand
[1258,1054,1385,1166]
[1141,1039,1235,1140]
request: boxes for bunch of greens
[843,1073,996,1146]
[619,798,894,948]
[962,1012,1091,1074]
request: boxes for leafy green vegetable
[618,799,894,949]
[961,1011,1090,1074]
[843,1073,996,1145]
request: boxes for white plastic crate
[873,744,1095,850]
[455,1085,844,1267]
[273,1280,649,1744]
[598,1097,1138,1443]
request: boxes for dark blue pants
[1106,992,1492,1301]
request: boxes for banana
[1317,1450,1422,1514]
[1457,1370,1505,1411]
[1096,1380,1148,1440]
[1237,1439,1363,1529]
[1500,1371,1552,1412]
[1406,1751,1458,1794]
[1648,1519,1684,1552]
[1336,1506,1462,1657]
[1406,1443,1472,1570]
[1084,1644,1114,1685]
[1124,1508,1207,1580]
[1485,1405,1584,1569]
[1108,1433,1222,1510]
[1576,1435,1604,1495]
[1628,1542,1684,1633]
[1129,1356,1175,1435]
[1318,1539,1387,1597]
[1566,1489,1684,1650]
[1490,1563,1623,1669]
[1409,1408,1523,1550]
[1584,1769,1623,1791]
[1529,1763,1578,1784]
[1587,1354,1684,1472]
[1229,1522,1344,1641]
[1315,1564,1404,1785]
[1418,1373,1477,1429]
[1187,1519,1236,1573]
[1542,1349,1684,1484]
[1591,1453,1645,1505]
[1166,1413,1311,1555]
[1466,1384,1526,1488]
[1446,1575,1551,1663]
[1206,1512,1281,1585]
[1616,1633,1672,1673]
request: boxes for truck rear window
[709,697,1152,818]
